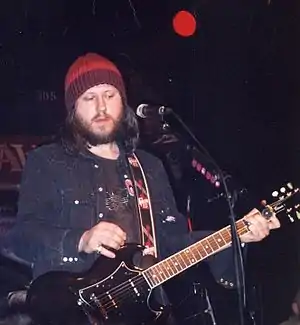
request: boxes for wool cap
[64,53,126,110]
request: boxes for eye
[83,94,95,101]
[105,91,115,99]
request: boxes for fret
[237,220,248,235]
[168,258,178,274]
[143,218,253,289]
[170,256,183,273]
[207,235,221,251]
[198,244,209,258]
[143,270,156,287]
[151,265,165,284]
[219,229,227,243]
[187,247,197,263]
[176,252,189,268]
[213,232,227,247]
[201,239,213,254]
[163,259,174,277]
[145,268,160,286]
[237,219,245,230]
[220,228,231,244]
[155,264,167,282]
[191,246,203,260]
[160,263,171,279]
[182,249,194,265]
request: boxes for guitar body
[26,184,299,325]
[27,244,164,325]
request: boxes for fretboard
[143,219,249,288]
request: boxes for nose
[95,95,107,113]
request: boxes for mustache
[92,113,112,122]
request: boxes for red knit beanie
[64,53,127,110]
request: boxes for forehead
[84,84,119,94]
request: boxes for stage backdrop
[0,136,49,236]
[0,136,47,190]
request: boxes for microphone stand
[168,111,246,325]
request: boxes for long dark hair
[61,105,139,154]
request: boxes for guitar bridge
[90,293,108,319]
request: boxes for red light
[206,172,212,180]
[196,163,202,172]
[172,10,197,37]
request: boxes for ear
[292,302,299,315]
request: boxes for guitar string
[94,199,287,312]
[96,224,250,312]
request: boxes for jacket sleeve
[153,158,245,288]
[0,150,90,274]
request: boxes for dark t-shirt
[100,157,140,244]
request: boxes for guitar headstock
[263,182,300,224]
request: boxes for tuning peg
[260,200,267,206]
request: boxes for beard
[72,111,125,146]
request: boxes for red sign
[0,136,46,190]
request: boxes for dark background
[0,0,300,324]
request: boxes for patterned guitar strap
[126,153,158,258]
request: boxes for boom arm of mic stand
[170,111,246,325]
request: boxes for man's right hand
[78,221,126,258]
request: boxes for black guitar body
[27,244,164,325]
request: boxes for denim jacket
[1,142,237,287]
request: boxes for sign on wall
[0,136,46,190]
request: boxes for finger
[246,209,277,230]
[245,215,270,238]
[110,230,126,245]
[100,222,127,241]
[268,216,281,229]
[247,224,263,239]
[244,209,267,227]
[104,230,126,247]
[94,224,126,246]
[94,234,121,251]
[240,232,256,242]
[101,236,124,250]
[96,245,116,259]
[250,223,269,239]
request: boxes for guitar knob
[77,299,83,306]
[262,207,273,219]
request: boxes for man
[1,53,280,325]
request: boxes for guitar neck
[143,219,249,288]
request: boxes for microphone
[136,104,173,118]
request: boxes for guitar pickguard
[77,261,162,325]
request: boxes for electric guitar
[26,183,300,325]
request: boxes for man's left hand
[240,208,280,243]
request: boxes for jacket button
[98,187,103,192]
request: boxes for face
[74,84,124,146]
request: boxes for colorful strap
[127,153,158,258]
